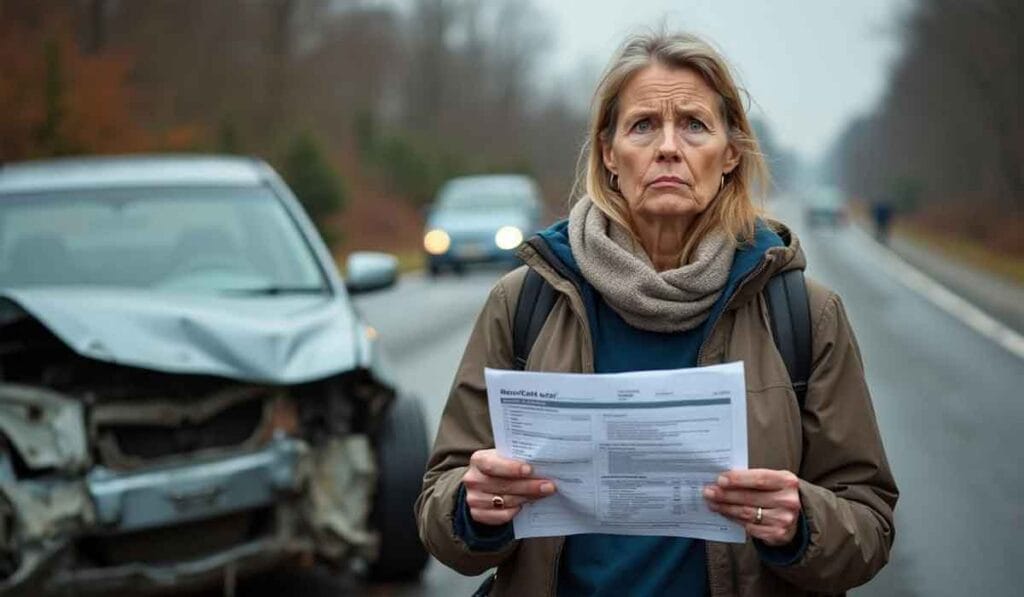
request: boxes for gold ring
[491,495,505,509]
[755,506,764,524]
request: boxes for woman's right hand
[462,449,557,526]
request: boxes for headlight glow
[494,226,523,250]
[423,229,451,255]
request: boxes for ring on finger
[491,495,506,509]
[754,506,764,524]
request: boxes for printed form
[485,362,747,543]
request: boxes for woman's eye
[633,119,652,133]
[687,118,707,133]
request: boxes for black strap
[471,572,496,597]
[513,268,556,370]
[514,265,812,407]
[764,269,812,408]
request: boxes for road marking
[852,226,1024,361]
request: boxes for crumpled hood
[0,287,364,384]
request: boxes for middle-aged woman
[416,31,898,596]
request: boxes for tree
[0,2,146,161]
[281,131,347,244]
[829,0,1021,213]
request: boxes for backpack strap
[472,572,496,597]
[764,269,812,408]
[512,267,557,370]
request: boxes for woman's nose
[656,125,683,162]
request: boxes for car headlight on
[423,229,451,255]
[494,226,523,250]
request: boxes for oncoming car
[803,185,848,229]
[0,155,429,594]
[422,175,543,276]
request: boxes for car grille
[111,399,264,460]
[92,387,274,467]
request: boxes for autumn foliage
[2,1,590,248]
[0,4,149,160]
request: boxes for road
[258,197,1024,596]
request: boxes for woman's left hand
[703,469,802,546]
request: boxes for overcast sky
[536,0,909,161]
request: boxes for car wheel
[428,262,441,277]
[368,395,430,581]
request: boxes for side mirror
[345,251,398,294]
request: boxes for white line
[851,226,1024,361]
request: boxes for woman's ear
[722,142,740,175]
[602,140,617,175]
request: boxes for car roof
[441,174,538,193]
[0,154,267,194]
[437,174,541,205]
[805,186,845,206]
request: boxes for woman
[416,31,897,596]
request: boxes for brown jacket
[416,227,898,596]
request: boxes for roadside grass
[897,223,1024,286]
[847,199,1024,286]
[393,250,425,274]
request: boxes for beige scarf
[567,196,736,333]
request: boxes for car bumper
[2,437,314,596]
[429,244,519,266]
[87,436,306,533]
[805,209,846,226]
[48,532,313,595]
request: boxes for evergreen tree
[281,131,346,245]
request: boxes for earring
[609,172,620,192]
[720,174,725,192]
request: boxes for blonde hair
[573,31,768,261]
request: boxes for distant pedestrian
[872,200,894,244]
[416,31,897,596]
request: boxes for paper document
[485,362,748,543]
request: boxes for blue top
[454,218,809,595]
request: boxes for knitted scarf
[567,196,735,333]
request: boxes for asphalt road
[252,197,1023,596]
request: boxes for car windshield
[0,185,328,293]
[438,188,537,212]
[807,187,845,208]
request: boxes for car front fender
[0,384,88,472]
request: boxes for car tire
[368,395,431,581]
[428,262,441,278]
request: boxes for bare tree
[831,0,1021,216]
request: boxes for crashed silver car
[0,155,429,594]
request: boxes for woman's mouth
[648,175,689,189]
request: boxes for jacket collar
[725,219,807,311]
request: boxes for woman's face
[603,64,739,225]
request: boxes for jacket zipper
[727,543,741,593]
[700,256,771,596]
[548,541,564,596]
[705,541,717,596]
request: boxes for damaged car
[0,155,430,595]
